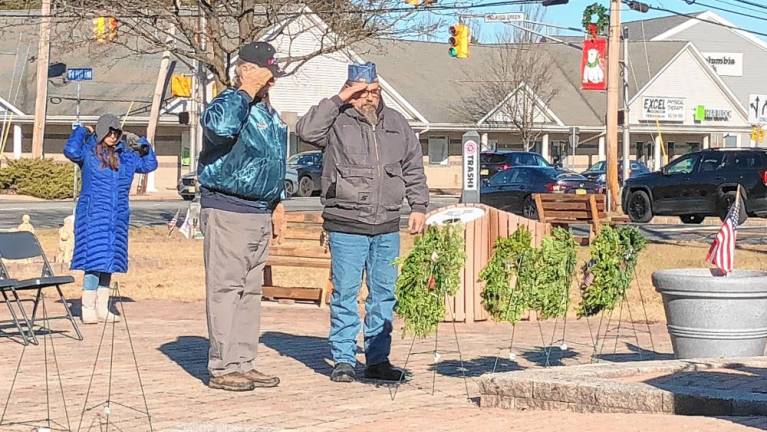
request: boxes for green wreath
[582,3,609,36]
[395,223,465,338]
[577,225,646,317]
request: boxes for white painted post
[654,135,662,171]
[598,136,606,161]
[481,132,489,151]
[13,124,21,159]
[541,133,550,161]
[703,134,710,149]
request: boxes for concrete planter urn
[652,269,767,359]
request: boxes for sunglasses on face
[108,127,122,139]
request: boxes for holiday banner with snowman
[581,38,607,91]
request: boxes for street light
[541,0,568,5]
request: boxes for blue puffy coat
[64,126,158,273]
[198,89,287,203]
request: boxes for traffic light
[93,16,118,42]
[448,24,470,59]
[542,0,568,5]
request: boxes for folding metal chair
[0,278,36,345]
[0,231,82,344]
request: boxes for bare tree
[456,5,557,152]
[1,0,439,88]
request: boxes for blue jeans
[328,231,400,366]
[83,271,112,291]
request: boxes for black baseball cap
[239,42,284,77]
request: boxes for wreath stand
[77,282,153,432]
[1,293,73,432]
[492,261,589,372]
[587,267,657,362]
[390,295,470,403]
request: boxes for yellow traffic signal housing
[93,16,118,43]
[171,75,193,98]
[405,0,420,5]
[448,24,470,59]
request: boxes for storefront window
[428,136,449,166]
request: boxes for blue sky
[459,0,767,42]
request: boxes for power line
[629,1,767,38]
[717,0,767,17]
[0,0,548,19]
[731,0,767,12]
[684,0,767,23]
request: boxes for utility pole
[605,0,621,212]
[32,0,51,159]
[622,26,631,182]
[141,27,176,194]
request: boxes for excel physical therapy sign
[640,96,686,122]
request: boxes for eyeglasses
[108,127,122,138]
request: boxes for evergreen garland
[577,225,647,317]
[395,223,465,338]
[480,227,577,323]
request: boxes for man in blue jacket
[198,41,286,392]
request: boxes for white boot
[81,290,98,324]
[96,287,121,322]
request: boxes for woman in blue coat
[64,114,158,324]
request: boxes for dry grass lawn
[16,227,767,323]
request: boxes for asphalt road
[2,198,765,245]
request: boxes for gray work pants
[201,208,271,377]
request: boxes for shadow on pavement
[428,355,525,378]
[158,335,210,383]
[261,331,337,377]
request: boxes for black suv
[622,149,767,224]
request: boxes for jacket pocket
[382,163,406,210]
[335,165,374,207]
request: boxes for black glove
[124,132,150,157]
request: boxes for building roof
[0,14,183,121]
[358,38,688,126]
[622,13,698,41]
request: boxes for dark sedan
[480,167,602,220]
[288,150,323,197]
[480,151,553,179]
[581,160,650,184]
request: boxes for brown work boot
[242,369,280,388]
[208,372,255,391]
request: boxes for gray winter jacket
[296,95,428,235]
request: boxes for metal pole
[605,0,622,213]
[74,81,81,200]
[622,28,631,185]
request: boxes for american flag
[167,209,180,237]
[706,192,741,275]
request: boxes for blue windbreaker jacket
[197,89,287,204]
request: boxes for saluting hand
[338,81,368,102]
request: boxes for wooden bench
[263,212,333,307]
[533,193,608,241]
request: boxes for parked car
[480,166,601,220]
[480,151,555,179]
[581,160,650,184]
[288,150,323,197]
[284,167,299,198]
[177,172,197,201]
[621,148,767,224]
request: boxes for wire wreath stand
[1,292,73,432]
[586,266,658,363]
[77,282,153,432]
[389,293,471,403]
[491,258,592,373]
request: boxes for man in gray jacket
[296,62,428,383]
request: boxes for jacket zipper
[372,123,382,226]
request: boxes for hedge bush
[0,158,76,200]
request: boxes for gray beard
[359,107,378,125]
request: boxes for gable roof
[623,14,695,40]
[650,10,767,52]
[357,38,687,127]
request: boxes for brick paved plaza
[1,299,765,432]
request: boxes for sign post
[462,130,480,203]
[67,67,93,200]
[568,127,579,169]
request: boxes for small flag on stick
[167,209,180,238]
[706,187,742,275]
[179,210,192,239]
